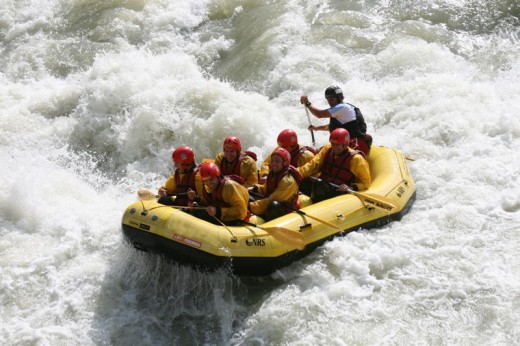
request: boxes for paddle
[318,179,396,211]
[210,215,238,243]
[249,190,340,230]
[137,188,188,201]
[243,221,305,250]
[137,188,158,200]
[304,106,316,146]
[284,204,340,230]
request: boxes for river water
[1,0,519,345]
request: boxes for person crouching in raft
[157,145,203,206]
[190,162,250,226]
[297,128,371,203]
[215,136,258,188]
[249,147,303,221]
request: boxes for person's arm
[308,124,329,132]
[158,174,176,196]
[187,171,204,204]
[349,154,371,191]
[297,144,330,178]
[220,182,249,221]
[300,95,331,119]
[214,152,224,167]
[249,175,299,215]
[296,148,315,167]
[242,156,259,187]
[258,151,273,181]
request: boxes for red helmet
[329,128,350,144]
[223,136,241,151]
[277,129,298,148]
[172,145,195,164]
[199,162,221,179]
[271,147,291,166]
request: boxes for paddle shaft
[138,189,188,200]
[304,106,316,146]
[210,215,238,242]
[324,180,395,211]
[283,204,340,230]
[249,191,340,230]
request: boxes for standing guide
[301,85,372,156]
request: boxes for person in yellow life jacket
[214,136,258,188]
[157,145,203,206]
[297,128,371,203]
[258,129,315,184]
[192,162,250,226]
[249,147,303,221]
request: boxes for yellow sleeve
[214,152,224,167]
[241,155,259,187]
[259,152,273,178]
[296,146,315,168]
[220,180,249,222]
[194,171,204,197]
[249,174,298,215]
[350,153,371,191]
[297,144,331,178]
[253,182,267,196]
[159,174,176,194]
[160,170,204,196]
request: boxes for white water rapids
[1,0,519,344]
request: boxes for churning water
[1,0,519,344]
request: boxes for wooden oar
[137,188,157,200]
[249,191,341,231]
[211,216,238,243]
[324,181,396,211]
[249,191,340,230]
[137,189,188,201]
[168,205,207,210]
[243,221,305,250]
[284,204,340,230]
[304,105,316,146]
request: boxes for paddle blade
[261,226,305,250]
[137,189,157,200]
[348,190,396,211]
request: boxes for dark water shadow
[89,241,297,345]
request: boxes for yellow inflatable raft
[121,146,416,275]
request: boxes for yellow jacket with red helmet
[297,143,371,191]
[259,144,314,178]
[249,171,299,216]
[215,151,258,187]
[159,167,204,201]
[200,178,250,222]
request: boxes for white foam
[1,0,520,344]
